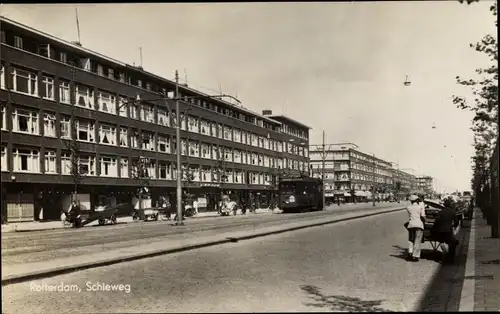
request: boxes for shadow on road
[413,219,472,311]
[299,285,393,312]
[390,245,442,263]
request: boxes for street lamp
[119,70,241,226]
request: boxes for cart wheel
[111,215,117,224]
[98,219,105,226]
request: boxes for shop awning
[344,193,352,197]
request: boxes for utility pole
[372,153,376,207]
[322,131,326,210]
[175,70,183,226]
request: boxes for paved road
[2,210,442,313]
[2,203,404,266]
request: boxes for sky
[1,2,496,193]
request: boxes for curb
[1,207,404,286]
[459,210,477,312]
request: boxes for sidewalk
[0,208,276,233]
[0,203,405,233]
[459,208,500,311]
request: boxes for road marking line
[459,211,476,312]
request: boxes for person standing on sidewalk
[405,195,426,262]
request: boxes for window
[224,148,232,162]
[234,149,241,163]
[217,124,223,139]
[79,156,96,176]
[157,135,170,153]
[187,116,199,133]
[10,67,38,96]
[147,161,156,179]
[43,113,56,137]
[190,166,200,182]
[76,120,95,142]
[108,68,114,80]
[225,170,233,184]
[200,119,210,135]
[61,152,71,175]
[264,138,270,150]
[131,131,139,149]
[12,107,39,135]
[60,116,71,139]
[97,91,116,114]
[97,64,104,76]
[130,104,138,119]
[119,127,128,147]
[13,148,39,173]
[120,158,129,178]
[1,146,7,171]
[40,76,54,100]
[188,141,199,157]
[99,124,116,145]
[59,52,67,63]
[157,108,169,126]
[212,145,219,160]
[59,80,71,104]
[234,170,243,184]
[251,153,258,166]
[181,139,187,155]
[201,143,211,159]
[234,129,241,143]
[1,105,5,130]
[140,104,154,123]
[211,122,217,137]
[99,156,118,177]
[1,64,5,90]
[118,96,128,117]
[159,162,172,180]
[44,150,56,174]
[223,126,232,141]
[14,36,23,49]
[180,114,187,130]
[142,132,155,151]
[250,134,258,146]
[75,84,94,109]
[264,155,270,167]
[201,167,211,182]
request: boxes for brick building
[0,17,310,222]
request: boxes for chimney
[262,109,273,116]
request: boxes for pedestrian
[193,198,199,216]
[431,197,459,264]
[405,194,426,262]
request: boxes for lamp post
[119,70,241,225]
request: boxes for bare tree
[65,62,85,206]
[212,149,228,210]
[131,156,152,220]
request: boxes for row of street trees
[454,1,498,237]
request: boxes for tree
[181,164,196,195]
[453,2,498,197]
[65,127,85,204]
[131,157,152,219]
[212,149,228,210]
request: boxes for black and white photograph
[1,1,499,312]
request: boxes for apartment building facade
[309,144,417,202]
[417,176,434,195]
[0,17,310,222]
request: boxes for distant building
[417,176,434,195]
[309,144,417,202]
